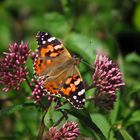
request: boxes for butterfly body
[33,32,85,109]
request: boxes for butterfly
[33,32,85,109]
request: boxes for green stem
[85,83,95,91]
[25,77,34,91]
[37,112,47,140]
[53,114,65,127]
[37,99,52,140]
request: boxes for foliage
[0,0,140,139]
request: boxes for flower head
[0,42,30,92]
[93,55,124,110]
[46,127,59,140]
[29,79,50,102]
[45,122,80,140]
[93,55,124,94]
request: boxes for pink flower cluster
[45,122,80,140]
[29,79,49,102]
[0,42,29,92]
[93,55,125,110]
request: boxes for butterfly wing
[59,69,85,109]
[34,31,71,78]
[33,31,85,109]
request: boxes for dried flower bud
[94,93,117,110]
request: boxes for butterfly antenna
[80,39,96,69]
[80,59,94,70]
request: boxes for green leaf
[91,113,113,139]
[0,104,23,117]
[0,23,11,49]
[110,92,121,124]
[66,32,107,63]
[119,127,134,140]
[44,102,55,128]
[26,12,69,38]
[125,111,140,127]
[125,52,140,63]
[79,120,99,139]
[0,103,35,117]
[64,108,106,140]
[133,4,140,31]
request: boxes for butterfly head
[73,55,81,65]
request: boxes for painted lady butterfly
[33,32,85,109]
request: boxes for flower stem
[25,77,34,91]
[37,111,46,140]
[53,114,65,127]
[55,100,68,110]
[85,83,95,91]
[37,99,52,140]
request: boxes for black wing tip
[36,31,53,45]
[36,31,51,39]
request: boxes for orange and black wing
[59,73,85,109]
[33,31,66,78]
[33,32,85,109]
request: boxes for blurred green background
[0,0,140,139]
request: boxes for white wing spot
[54,45,62,49]
[74,78,81,86]
[42,41,46,44]
[48,37,55,42]
[78,89,85,96]
[82,99,85,102]
[73,95,77,99]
